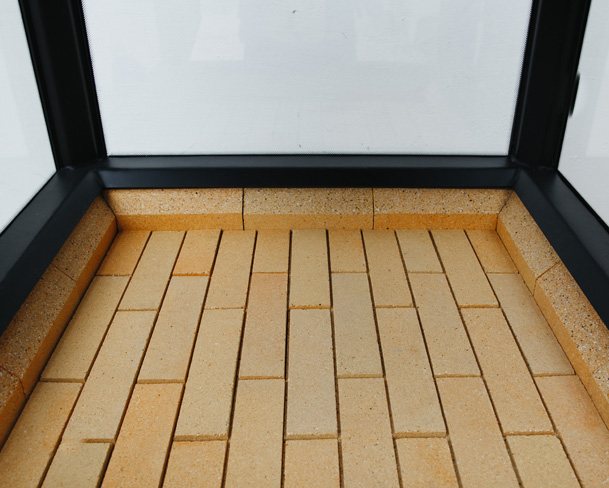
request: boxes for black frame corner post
[509,0,590,169]
[18,0,106,168]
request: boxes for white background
[83,0,531,155]
[0,1,55,232]
[559,0,609,226]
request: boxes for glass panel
[0,1,55,232]
[559,0,609,225]
[84,0,531,155]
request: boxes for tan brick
[175,309,243,440]
[54,197,117,290]
[338,378,400,487]
[243,188,373,229]
[42,442,110,488]
[286,310,337,438]
[98,230,150,275]
[396,229,442,273]
[103,383,182,488]
[224,380,284,488]
[489,273,573,376]
[43,276,129,381]
[164,441,226,488]
[239,274,287,379]
[0,382,80,488]
[437,377,519,487]
[0,369,24,445]
[252,230,290,273]
[395,438,459,488]
[205,230,255,309]
[119,231,184,310]
[138,276,208,382]
[328,230,366,272]
[507,435,579,488]
[284,440,340,488]
[173,229,220,275]
[497,193,559,291]
[332,273,382,377]
[363,230,412,306]
[377,308,445,436]
[467,229,517,273]
[289,230,330,308]
[0,265,80,393]
[409,274,479,376]
[462,308,552,434]
[63,311,156,442]
[536,376,609,487]
[432,230,497,307]
[105,188,243,230]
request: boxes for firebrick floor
[1,228,609,487]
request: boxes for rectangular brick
[252,230,290,273]
[0,370,24,445]
[395,438,459,488]
[328,230,366,272]
[42,442,110,488]
[332,273,382,377]
[289,230,330,308]
[0,383,81,488]
[462,308,552,434]
[409,274,479,376]
[377,308,445,436]
[239,274,287,379]
[286,310,337,438]
[120,231,184,310]
[164,441,226,488]
[98,230,150,276]
[432,230,497,307]
[138,276,208,382]
[175,309,244,439]
[103,383,182,487]
[489,273,573,375]
[225,380,284,488]
[173,229,220,275]
[43,276,128,381]
[437,377,519,488]
[536,376,609,487]
[205,230,255,309]
[338,378,400,487]
[396,229,442,273]
[363,230,412,306]
[466,229,517,273]
[507,435,579,488]
[284,440,340,488]
[63,311,156,442]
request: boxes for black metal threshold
[1,156,607,335]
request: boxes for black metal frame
[2,0,607,333]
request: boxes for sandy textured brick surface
[396,229,442,273]
[329,229,366,272]
[42,442,110,488]
[244,188,373,229]
[409,273,479,376]
[105,189,243,230]
[164,441,226,488]
[467,229,517,273]
[253,230,290,273]
[286,310,337,438]
[363,230,412,306]
[98,230,149,275]
[173,229,220,275]
[0,382,81,488]
[289,229,330,308]
[0,370,24,445]
[396,438,459,488]
[284,440,340,488]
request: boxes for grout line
[327,229,345,488]
[220,230,258,488]
[361,229,404,488]
[280,229,292,488]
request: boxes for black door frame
[2,0,607,333]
